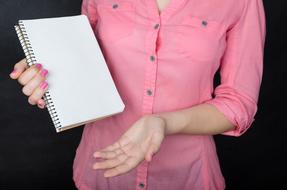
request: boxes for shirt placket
[136,7,161,190]
[142,22,160,115]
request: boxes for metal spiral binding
[15,21,62,131]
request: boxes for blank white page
[20,15,125,132]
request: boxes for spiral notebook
[14,15,125,132]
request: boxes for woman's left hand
[92,115,166,177]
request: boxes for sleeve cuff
[204,98,255,137]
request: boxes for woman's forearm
[153,103,236,135]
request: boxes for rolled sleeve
[81,0,98,30]
[204,0,266,136]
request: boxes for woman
[9,0,266,189]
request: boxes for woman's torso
[72,0,246,189]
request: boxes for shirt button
[138,182,145,188]
[112,3,118,9]
[154,23,160,29]
[150,55,155,61]
[146,89,153,96]
[202,20,208,26]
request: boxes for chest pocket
[95,0,136,44]
[176,15,226,63]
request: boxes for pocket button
[112,3,118,9]
[175,16,225,62]
[96,1,136,44]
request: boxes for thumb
[145,143,158,162]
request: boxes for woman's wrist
[149,114,169,136]
[153,113,180,136]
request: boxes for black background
[0,0,286,189]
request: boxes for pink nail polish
[10,69,17,75]
[35,63,42,69]
[93,152,100,158]
[40,81,48,90]
[40,69,48,77]
[39,103,45,108]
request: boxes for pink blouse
[73,0,266,189]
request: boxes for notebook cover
[15,15,125,132]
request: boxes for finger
[103,157,136,177]
[17,63,43,85]
[28,81,48,105]
[94,141,134,159]
[145,143,157,162]
[93,153,127,170]
[100,136,132,153]
[9,59,28,79]
[101,142,121,152]
[146,136,163,162]
[22,69,48,96]
[93,148,123,159]
[37,99,46,109]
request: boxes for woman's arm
[91,104,235,177]
[153,103,235,136]
[156,0,266,137]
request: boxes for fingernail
[38,103,44,109]
[35,63,42,70]
[40,81,48,90]
[40,69,48,77]
[38,101,44,107]
[93,152,100,158]
[10,69,17,75]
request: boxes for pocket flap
[97,0,135,11]
[182,16,223,31]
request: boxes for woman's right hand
[9,58,49,109]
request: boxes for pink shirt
[73,0,266,189]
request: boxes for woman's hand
[9,58,49,109]
[92,115,166,177]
